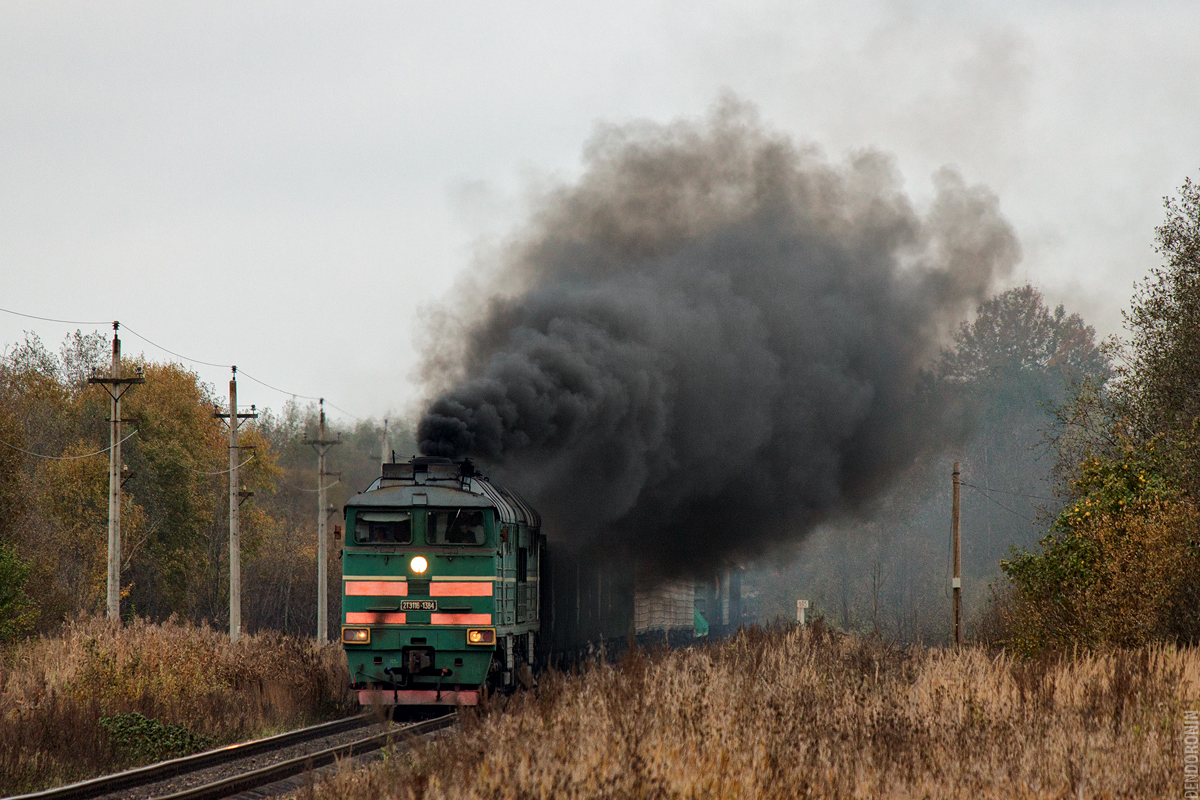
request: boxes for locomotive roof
[346,456,541,528]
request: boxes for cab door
[517,525,534,624]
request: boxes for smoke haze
[418,102,1019,574]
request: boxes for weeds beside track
[309,624,1196,799]
[0,618,354,795]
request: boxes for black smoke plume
[419,103,1018,575]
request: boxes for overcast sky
[2,1,1197,424]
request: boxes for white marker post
[797,599,809,626]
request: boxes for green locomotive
[340,456,542,707]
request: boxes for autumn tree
[114,360,280,621]
[939,284,1109,391]
[246,402,415,636]
[1116,176,1200,491]
[0,328,410,639]
[0,334,284,629]
[998,176,1200,652]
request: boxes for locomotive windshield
[428,509,487,545]
[354,511,413,544]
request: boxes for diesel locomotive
[341,455,743,707]
[341,456,542,706]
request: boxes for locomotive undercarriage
[350,631,537,707]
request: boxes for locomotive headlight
[341,627,370,644]
[410,555,428,574]
[466,628,495,645]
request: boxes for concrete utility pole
[380,418,388,466]
[87,322,144,623]
[214,367,257,643]
[952,461,962,646]
[304,399,340,644]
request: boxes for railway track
[7,712,457,800]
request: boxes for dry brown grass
[313,624,1194,799]
[0,616,353,794]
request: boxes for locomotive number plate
[400,600,437,611]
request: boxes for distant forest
[745,284,1108,642]
[0,336,416,640]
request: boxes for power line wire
[121,325,229,369]
[960,482,1054,502]
[0,306,110,326]
[0,429,139,460]
[964,483,1037,524]
[237,371,363,420]
[174,454,256,476]
[3,306,368,421]
[121,329,363,418]
[236,369,318,401]
[278,479,340,493]
[323,402,363,421]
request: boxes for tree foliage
[0,330,410,639]
[1001,438,1200,653]
[1121,177,1200,487]
[939,285,1109,596]
[0,543,37,643]
[999,176,1200,652]
[939,284,1109,389]
[751,285,1108,642]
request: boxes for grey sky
[3,1,1197,423]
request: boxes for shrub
[1000,441,1200,653]
[1003,500,1200,652]
[99,712,210,766]
[0,544,36,643]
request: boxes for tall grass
[317,624,1193,799]
[0,617,352,794]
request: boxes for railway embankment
[306,623,1195,799]
[0,617,354,795]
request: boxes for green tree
[996,176,1200,652]
[0,543,36,642]
[1000,439,1200,652]
[1121,176,1200,480]
[938,285,1109,584]
[0,402,35,641]
[0,391,37,636]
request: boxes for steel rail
[154,714,457,800]
[6,713,375,800]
